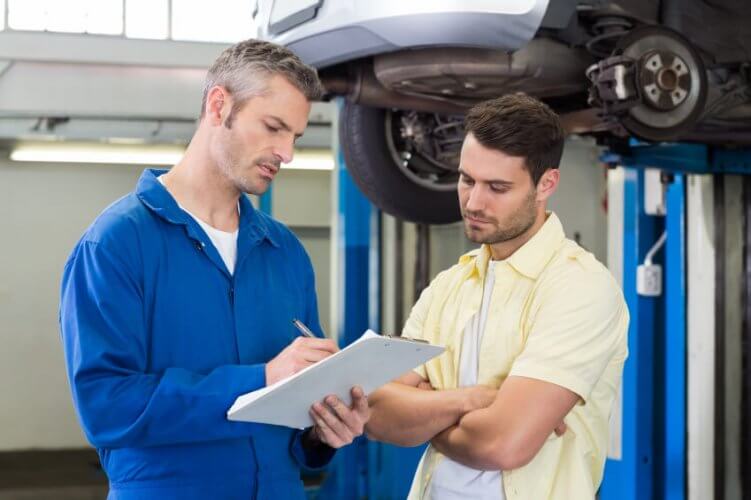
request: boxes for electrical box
[637,264,662,296]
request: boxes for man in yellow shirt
[366,93,629,500]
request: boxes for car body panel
[256,0,551,68]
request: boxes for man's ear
[205,86,231,126]
[535,168,560,202]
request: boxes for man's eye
[265,124,280,133]
[461,176,473,185]
[490,186,508,193]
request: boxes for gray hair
[200,39,324,120]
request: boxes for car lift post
[601,142,751,500]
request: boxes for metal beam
[713,176,726,500]
[0,31,226,68]
[0,59,12,79]
[686,174,716,500]
[663,173,686,500]
[602,143,751,176]
[0,61,205,120]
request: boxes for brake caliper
[586,55,640,115]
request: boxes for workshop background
[0,1,748,499]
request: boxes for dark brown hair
[464,93,565,185]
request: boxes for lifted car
[256,0,751,223]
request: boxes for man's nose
[464,185,484,212]
[274,138,294,164]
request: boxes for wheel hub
[639,50,691,111]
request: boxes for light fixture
[9,143,335,170]
[10,142,185,165]
[284,150,334,171]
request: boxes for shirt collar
[460,212,565,281]
[135,168,279,247]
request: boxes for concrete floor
[0,449,107,500]
[0,449,328,499]
[0,486,107,500]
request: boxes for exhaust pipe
[320,63,467,115]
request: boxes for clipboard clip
[385,334,429,344]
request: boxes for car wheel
[618,26,708,141]
[339,102,463,224]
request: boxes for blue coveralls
[60,169,334,499]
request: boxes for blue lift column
[259,187,272,215]
[317,99,423,499]
[600,167,661,500]
[663,173,687,500]
[600,142,727,500]
[316,99,381,499]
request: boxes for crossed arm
[366,372,578,470]
[430,375,578,470]
[365,372,496,447]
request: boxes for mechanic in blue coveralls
[59,39,370,499]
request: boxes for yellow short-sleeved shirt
[404,212,629,500]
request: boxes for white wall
[548,137,608,262]
[0,159,144,450]
[0,158,332,451]
[271,168,332,335]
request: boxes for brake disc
[587,26,707,141]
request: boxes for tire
[339,102,462,225]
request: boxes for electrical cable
[644,230,667,266]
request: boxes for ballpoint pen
[292,318,316,338]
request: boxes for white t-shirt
[158,176,239,275]
[427,260,505,500]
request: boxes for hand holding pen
[290,319,369,449]
[264,318,339,386]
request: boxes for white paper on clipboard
[227,329,444,429]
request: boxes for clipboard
[227,330,444,429]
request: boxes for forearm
[366,382,472,447]
[432,375,579,471]
[431,407,510,470]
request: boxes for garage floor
[0,449,107,500]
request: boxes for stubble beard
[215,129,266,196]
[463,189,538,245]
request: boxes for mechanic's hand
[265,337,338,386]
[309,386,371,448]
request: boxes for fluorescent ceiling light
[10,143,334,170]
[10,143,185,165]
[285,150,334,171]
